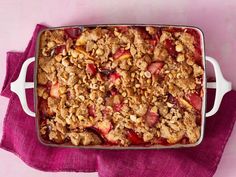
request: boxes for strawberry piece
[86,63,97,76]
[113,48,125,59]
[105,87,118,98]
[196,115,202,126]
[54,45,66,55]
[145,109,159,127]
[127,129,144,145]
[111,87,118,96]
[104,133,119,145]
[46,82,52,91]
[165,39,177,58]
[181,137,190,144]
[185,29,202,65]
[105,138,118,145]
[109,72,121,82]
[155,137,169,145]
[147,62,164,75]
[39,99,54,116]
[149,39,157,46]
[119,50,131,60]
[156,28,162,39]
[113,103,123,112]
[64,28,82,39]
[165,27,183,33]
[116,26,129,33]
[50,83,59,98]
[96,119,112,135]
[113,48,131,60]
[193,47,202,66]
[41,119,46,125]
[148,39,157,52]
[102,107,110,117]
[187,93,202,111]
[136,27,151,39]
[88,105,96,117]
[105,86,118,97]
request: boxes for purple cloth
[1,24,236,177]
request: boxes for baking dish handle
[206,56,232,117]
[10,57,35,117]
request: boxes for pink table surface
[0,0,235,177]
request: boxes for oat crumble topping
[37,26,203,146]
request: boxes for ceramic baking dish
[10,24,232,149]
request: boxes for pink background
[0,0,235,177]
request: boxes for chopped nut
[144,71,151,78]
[37,87,46,97]
[99,85,105,92]
[79,53,84,59]
[113,95,122,104]
[134,104,148,117]
[193,64,204,77]
[78,95,85,101]
[43,92,49,99]
[71,50,79,58]
[97,97,104,104]
[136,59,148,70]
[130,115,137,122]
[96,48,104,56]
[130,45,137,57]
[62,58,70,66]
[135,84,141,88]
[150,106,158,112]
[77,115,85,120]
[122,92,127,97]
[47,41,56,48]
[175,43,183,52]
[146,26,157,35]
[166,102,174,108]
[186,58,194,65]
[143,132,154,142]
[38,71,48,85]
[89,83,98,90]
[55,55,63,62]
[177,54,185,62]
[89,91,96,100]
[59,86,67,94]
[67,75,78,86]
[61,108,69,118]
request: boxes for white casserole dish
[10,24,232,149]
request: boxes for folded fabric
[1,24,235,177]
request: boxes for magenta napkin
[1,24,236,177]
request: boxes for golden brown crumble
[37,26,203,146]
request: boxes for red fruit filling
[187,93,202,111]
[127,129,144,145]
[113,48,131,60]
[64,28,82,39]
[147,62,164,75]
[86,63,97,76]
[145,109,159,127]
